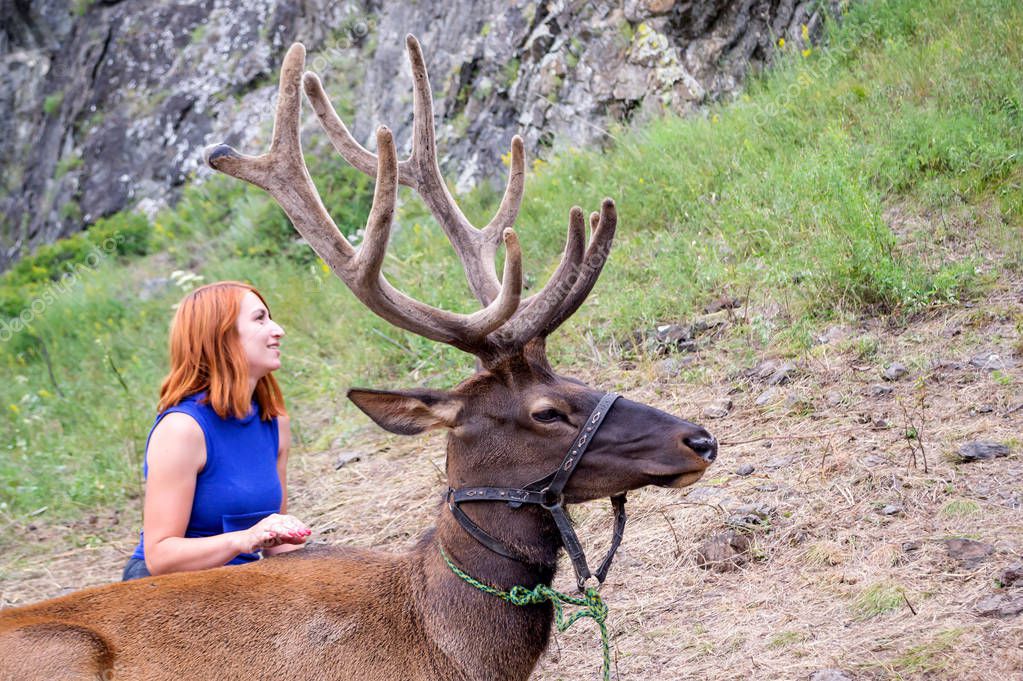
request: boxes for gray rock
[334,451,362,469]
[974,404,994,414]
[902,540,922,552]
[999,563,1023,587]
[689,310,729,334]
[694,531,750,572]
[975,593,1023,618]
[825,391,845,408]
[867,384,894,397]
[881,504,903,516]
[702,398,732,419]
[809,671,854,681]
[969,352,1018,371]
[2,1,848,273]
[767,361,798,386]
[745,359,781,381]
[648,323,697,355]
[882,362,909,381]
[959,441,1010,462]
[755,388,782,407]
[943,538,994,564]
[736,464,755,476]
[655,358,683,378]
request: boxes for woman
[122,281,310,580]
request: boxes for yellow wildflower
[778,37,786,48]
[801,24,810,40]
[8,404,19,414]
[802,48,812,57]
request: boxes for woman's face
[236,291,285,380]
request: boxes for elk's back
[0,545,443,680]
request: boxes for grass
[1,0,1022,523]
[940,499,980,517]
[887,628,965,677]
[852,581,907,619]
[766,630,807,649]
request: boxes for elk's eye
[532,409,564,423]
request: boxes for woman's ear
[347,388,464,435]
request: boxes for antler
[205,38,616,361]
[204,44,521,355]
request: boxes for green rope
[440,546,612,681]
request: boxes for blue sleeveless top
[130,392,281,565]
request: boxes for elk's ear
[347,388,464,435]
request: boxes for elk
[0,36,717,680]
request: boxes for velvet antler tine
[540,199,617,337]
[501,207,586,344]
[464,229,522,338]
[399,33,504,307]
[203,145,272,190]
[302,71,381,179]
[354,127,399,284]
[205,43,356,266]
[482,136,525,237]
[404,34,439,173]
[353,127,396,284]
[270,43,308,160]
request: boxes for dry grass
[2,280,1023,680]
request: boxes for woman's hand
[239,513,311,553]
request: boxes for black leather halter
[447,392,625,591]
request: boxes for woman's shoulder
[147,411,206,472]
[151,411,205,442]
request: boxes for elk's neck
[434,496,561,590]
[416,497,563,680]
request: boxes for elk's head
[205,37,716,510]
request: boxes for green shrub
[43,92,64,116]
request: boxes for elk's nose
[684,434,718,463]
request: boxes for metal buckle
[540,487,563,510]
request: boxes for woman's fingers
[241,514,311,552]
[266,514,311,540]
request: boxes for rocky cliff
[0,0,841,272]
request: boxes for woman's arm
[263,414,305,556]
[143,413,307,574]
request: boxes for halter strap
[447,392,627,591]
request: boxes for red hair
[158,281,286,421]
